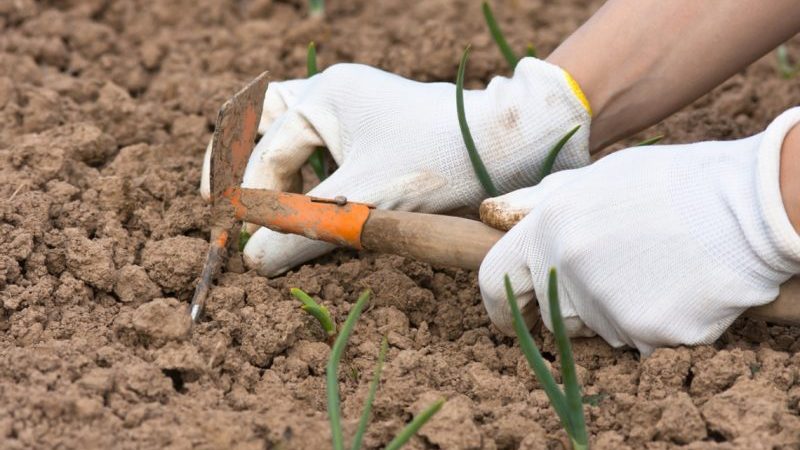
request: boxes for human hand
[479,108,800,355]
[201,59,591,276]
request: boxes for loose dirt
[1,1,800,449]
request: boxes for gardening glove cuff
[479,107,800,355]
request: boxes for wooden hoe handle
[361,209,505,270]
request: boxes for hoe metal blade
[189,71,269,323]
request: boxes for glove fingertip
[243,227,336,278]
[479,193,533,231]
[480,169,583,232]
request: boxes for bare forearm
[548,0,800,153]
[781,124,800,232]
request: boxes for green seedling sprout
[306,42,328,181]
[540,125,581,179]
[291,288,336,341]
[482,1,519,69]
[327,290,443,450]
[384,399,445,450]
[309,0,324,18]
[351,336,388,450]
[457,46,500,197]
[238,227,251,252]
[483,1,537,69]
[307,41,319,76]
[327,290,370,450]
[505,269,589,450]
[634,134,664,147]
[777,44,799,79]
[525,43,538,58]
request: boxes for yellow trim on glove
[563,70,592,117]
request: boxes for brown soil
[2,1,800,449]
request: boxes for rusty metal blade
[210,71,270,202]
[190,71,269,324]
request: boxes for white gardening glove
[201,59,592,276]
[479,108,800,355]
